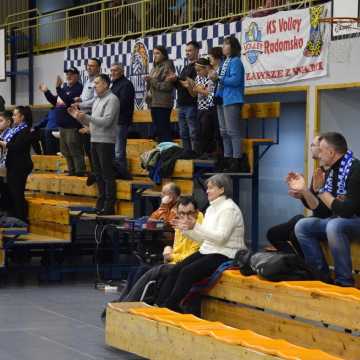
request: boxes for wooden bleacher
[105,302,340,360]
[202,270,360,360]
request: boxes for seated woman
[155,173,246,312]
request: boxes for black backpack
[234,249,331,283]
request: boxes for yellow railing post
[101,2,106,42]
[187,0,193,25]
[65,10,69,44]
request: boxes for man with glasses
[105,197,203,309]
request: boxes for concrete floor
[0,281,145,360]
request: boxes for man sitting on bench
[289,132,360,287]
[148,182,181,227]
[122,197,203,302]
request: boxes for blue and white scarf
[323,150,353,196]
[3,122,28,143]
[218,57,231,80]
[0,123,28,168]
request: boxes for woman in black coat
[0,106,34,221]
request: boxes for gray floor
[0,282,145,360]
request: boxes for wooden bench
[202,271,360,360]
[133,109,178,123]
[105,302,340,360]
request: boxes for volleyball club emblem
[130,42,149,109]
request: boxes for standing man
[168,41,200,158]
[74,58,102,182]
[39,67,85,176]
[69,74,120,215]
[110,63,135,178]
[290,132,360,287]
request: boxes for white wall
[0,50,64,106]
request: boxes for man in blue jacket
[39,67,85,176]
[33,109,59,155]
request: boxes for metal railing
[2,0,321,55]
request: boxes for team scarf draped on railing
[322,150,353,196]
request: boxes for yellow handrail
[2,0,321,55]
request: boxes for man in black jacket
[292,132,360,287]
[39,67,85,176]
[167,41,200,158]
[110,63,134,178]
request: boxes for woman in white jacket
[156,173,246,311]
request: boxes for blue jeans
[115,124,129,162]
[217,104,242,158]
[295,217,360,286]
[178,105,199,153]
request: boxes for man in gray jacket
[69,74,120,215]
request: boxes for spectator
[69,74,120,215]
[293,132,360,287]
[0,96,5,112]
[145,45,175,143]
[155,173,246,311]
[211,36,249,172]
[74,58,102,183]
[266,136,331,256]
[0,111,13,171]
[149,182,181,227]
[110,62,135,178]
[167,41,200,158]
[0,106,35,221]
[39,67,85,176]
[33,109,60,155]
[122,197,202,303]
[208,47,225,160]
[186,57,216,159]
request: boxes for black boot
[215,157,229,172]
[239,153,251,173]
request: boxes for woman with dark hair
[145,45,176,142]
[0,106,34,221]
[210,36,248,172]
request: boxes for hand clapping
[286,172,306,193]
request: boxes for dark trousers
[81,132,93,172]
[40,128,59,155]
[59,128,86,176]
[156,251,229,311]
[198,108,217,155]
[123,264,173,302]
[150,107,172,143]
[7,168,32,222]
[91,142,116,211]
[266,214,304,257]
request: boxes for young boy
[186,58,217,159]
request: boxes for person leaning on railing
[155,173,246,312]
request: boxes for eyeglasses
[178,211,197,217]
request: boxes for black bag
[234,249,331,283]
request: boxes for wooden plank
[106,303,280,360]
[26,193,97,206]
[26,173,62,193]
[60,176,97,197]
[106,302,339,360]
[207,271,360,331]
[242,102,280,120]
[126,139,156,158]
[321,241,360,273]
[242,138,274,173]
[202,298,360,360]
[29,221,71,241]
[31,155,90,173]
[6,233,70,244]
[133,109,178,123]
[116,201,134,218]
[28,200,70,225]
